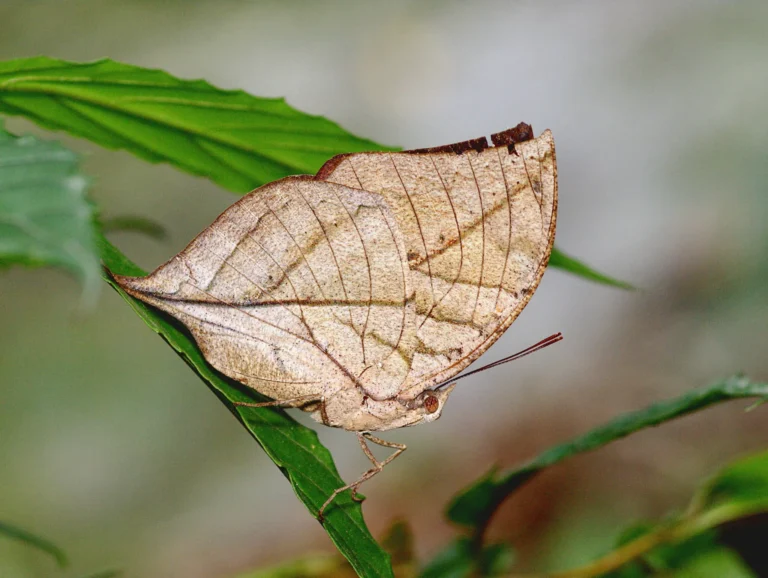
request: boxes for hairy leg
[318,432,407,522]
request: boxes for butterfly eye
[424,395,439,414]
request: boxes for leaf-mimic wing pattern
[317,126,556,397]
[115,124,557,432]
[117,176,417,404]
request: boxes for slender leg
[350,432,379,502]
[234,395,331,426]
[232,394,322,409]
[351,433,406,492]
[318,432,407,522]
[358,432,381,467]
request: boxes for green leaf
[600,530,720,577]
[548,248,634,290]
[600,539,754,578]
[447,376,768,532]
[0,520,68,568]
[0,122,99,299]
[643,532,720,573]
[695,451,768,512]
[97,235,393,578]
[0,57,393,193]
[666,548,755,578]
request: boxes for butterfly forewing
[316,129,557,397]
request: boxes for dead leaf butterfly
[114,122,561,519]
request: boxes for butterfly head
[406,382,457,425]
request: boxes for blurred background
[1,1,767,576]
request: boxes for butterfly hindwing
[116,176,418,402]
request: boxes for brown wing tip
[407,121,536,156]
[490,122,534,147]
[315,122,544,178]
[407,135,490,155]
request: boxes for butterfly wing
[315,127,557,398]
[115,176,419,402]
[115,126,556,407]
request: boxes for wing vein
[290,181,358,349]
[521,147,543,211]
[264,201,331,304]
[236,202,310,325]
[375,204,409,367]
[415,157,465,330]
[178,278,311,343]
[389,153,437,312]
[201,230,305,326]
[467,155,485,324]
[179,276,365,388]
[346,157,365,189]
[495,148,514,312]
[323,173,374,365]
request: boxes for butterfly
[114,122,559,519]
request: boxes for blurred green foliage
[448,376,768,532]
[0,123,99,301]
[0,520,68,569]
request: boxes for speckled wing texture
[315,126,557,399]
[115,125,556,407]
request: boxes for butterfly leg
[232,394,324,410]
[318,432,406,522]
[351,433,407,501]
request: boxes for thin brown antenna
[434,332,563,390]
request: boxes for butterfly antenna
[434,332,563,390]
